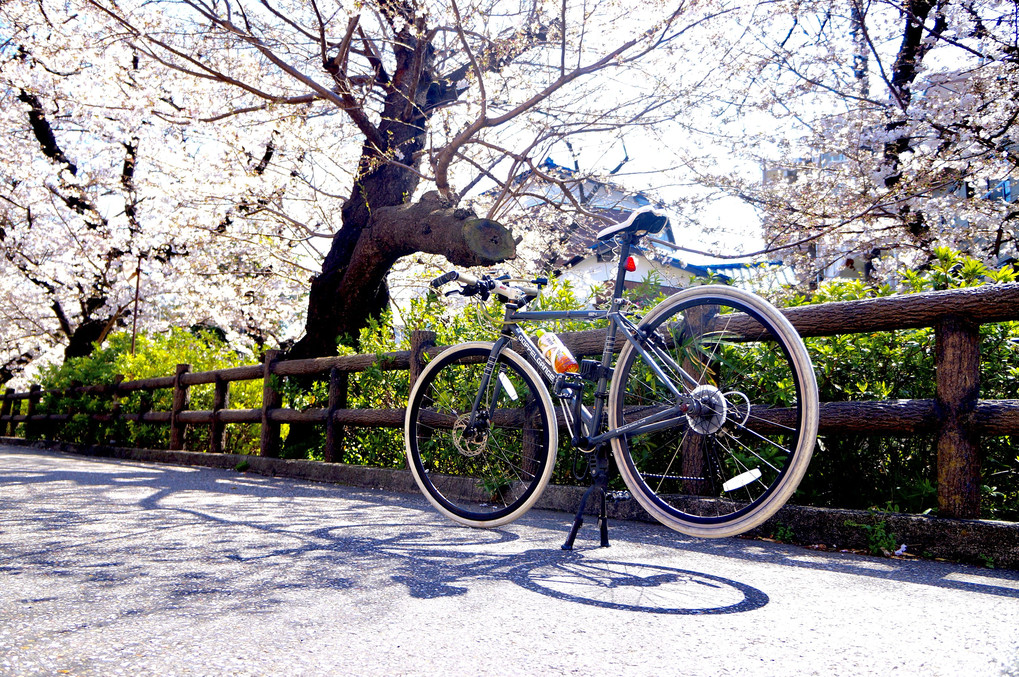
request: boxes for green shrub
[27,253,1019,520]
[845,509,899,556]
[37,328,262,453]
[328,277,611,479]
[785,248,1019,519]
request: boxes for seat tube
[590,235,633,431]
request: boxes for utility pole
[130,255,142,354]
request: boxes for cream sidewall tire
[405,342,558,528]
[609,286,819,538]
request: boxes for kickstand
[562,450,611,550]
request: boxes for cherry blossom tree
[1,9,317,382]
[662,0,1019,280]
[2,0,732,380]
[13,0,1011,384]
[70,0,719,359]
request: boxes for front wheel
[609,286,819,538]
[405,342,558,527]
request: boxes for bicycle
[404,207,819,547]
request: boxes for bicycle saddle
[596,206,670,241]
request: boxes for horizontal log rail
[2,283,1018,518]
[6,399,1016,434]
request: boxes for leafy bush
[785,248,1019,519]
[845,509,900,557]
[23,252,1019,520]
[37,329,262,453]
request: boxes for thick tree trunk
[64,317,115,359]
[291,191,517,359]
[882,0,948,195]
[287,16,529,361]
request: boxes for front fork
[465,337,513,434]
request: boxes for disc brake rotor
[452,414,488,457]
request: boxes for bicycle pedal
[606,491,632,502]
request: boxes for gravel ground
[1,446,1018,676]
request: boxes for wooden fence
[3,284,1019,519]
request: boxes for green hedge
[35,329,262,454]
[786,249,1018,519]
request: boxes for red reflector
[626,256,637,272]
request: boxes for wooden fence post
[323,367,349,463]
[260,349,282,458]
[25,384,41,439]
[108,375,124,445]
[679,306,714,495]
[210,376,229,455]
[935,314,981,519]
[170,364,191,450]
[1,388,13,437]
[409,330,436,388]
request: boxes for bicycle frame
[466,232,693,452]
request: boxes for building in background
[508,158,792,301]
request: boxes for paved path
[1,447,1017,676]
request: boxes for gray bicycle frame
[465,232,697,448]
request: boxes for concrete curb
[4,436,1017,569]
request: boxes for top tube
[508,308,611,322]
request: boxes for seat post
[610,233,634,301]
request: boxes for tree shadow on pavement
[4,446,1016,620]
[0,449,768,616]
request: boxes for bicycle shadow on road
[564,507,1019,601]
[0,450,768,617]
[308,522,770,615]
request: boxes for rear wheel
[609,286,818,537]
[405,342,557,527]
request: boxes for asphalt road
[1,446,1018,676]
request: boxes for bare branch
[197,94,320,123]
[433,18,666,198]
[450,0,487,121]
[257,0,320,44]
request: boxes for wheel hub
[686,385,728,434]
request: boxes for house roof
[500,158,795,287]
[497,157,670,271]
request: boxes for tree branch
[17,90,77,175]
[434,5,687,198]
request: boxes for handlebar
[430,270,481,288]
[430,270,542,303]
[430,271,459,288]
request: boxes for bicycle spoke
[716,428,783,475]
[723,419,796,456]
[651,428,689,495]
